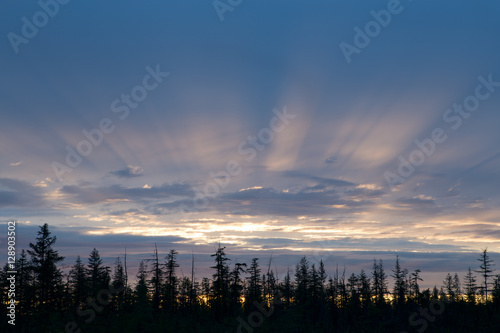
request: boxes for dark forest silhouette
[2,224,500,332]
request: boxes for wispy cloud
[0,178,45,208]
[110,165,144,178]
[60,182,194,204]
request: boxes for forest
[2,223,500,332]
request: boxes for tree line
[1,223,500,332]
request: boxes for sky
[1,0,500,288]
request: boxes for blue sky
[1,0,500,287]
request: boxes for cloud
[208,185,375,216]
[395,196,435,206]
[10,161,23,166]
[284,171,356,187]
[151,174,386,216]
[0,178,45,208]
[107,208,144,216]
[324,156,337,164]
[60,182,194,204]
[110,165,144,178]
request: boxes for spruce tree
[294,256,309,306]
[391,256,407,305]
[443,273,454,301]
[475,248,495,300]
[246,257,262,307]
[410,269,422,298]
[112,257,126,311]
[86,248,111,297]
[281,268,293,307]
[229,262,246,310]
[68,255,88,306]
[135,261,149,306]
[16,249,34,316]
[27,223,65,312]
[210,244,230,318]
[164,249,179,311]
[452,273,461,301]
[464,267,477,303]
[372,259,388,305]
[358,269,371,307]
[147,244,163,313]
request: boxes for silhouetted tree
[317,261,328,306]
[201,277,211,307]
[443,273,455,301]
[347,273,359,306]
[464,267,477,303]
[147,244,163,313]
[0,264,10,312]
[281,268,293,307]
[210,244,230,318]
[358,269,371,307]
[432,285,439,300]
[391,256,407,305]
[135,261,149,306]
[16,249,34,316]
[68,255,88,306]
[492,275,500,305]
[112,256,126,311]
[86,248,111,297]
[372,259,388,305]
[409,269,422,299]
[27,223,65,313]
[453,273,461,301]
[246,257,262,307]
[475,248,495,300]
[133,260,152,332]
[163,249,179,311]
[177,276,193,309]
[229,262,246,310]
[295,256,309,306]
[264,257,278,305]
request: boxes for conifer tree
[410,269,422,298]
[147,244,163,313]
[358,269,371,307]
[164,249,179,311]
[16,249,34,315]
[294,256,309,306]
[281,268,293,307]
[211,244,230,318]
[68,255,88,306]
[86,248,111,297]
[112,257,126,311]
[452,273,461,301]
[443,273,454,301]
[475,248,495,299]
[246,257,262,306]
[464,267,477,303]
[492,275,500,305]
[347,273,359,304]
[135,261,149,306]
[372,259,388,305]
[27,223,65,312]
[229,262,246,310]
[391,256,407,305]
